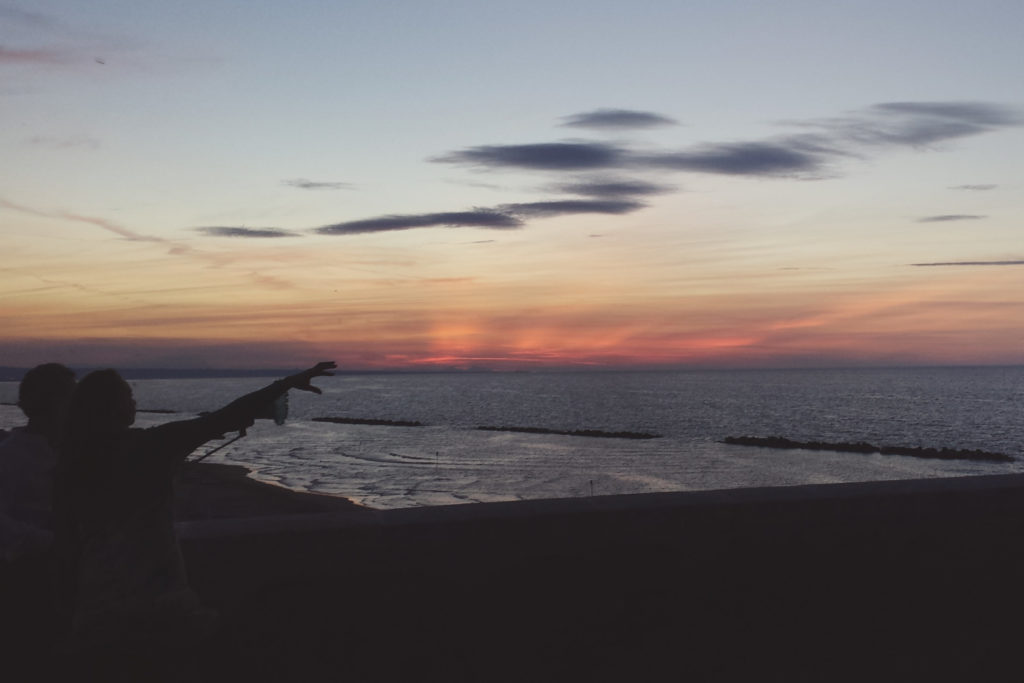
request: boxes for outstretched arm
[149,362,337,457]
[281,361,337,395]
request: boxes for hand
[286,361,337,394]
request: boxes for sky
[2,0,1023,370]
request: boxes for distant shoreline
[4,364,1024,382]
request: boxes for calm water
[3,367,1022,509]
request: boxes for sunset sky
[2,1,1023,370]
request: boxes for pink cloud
[0,46,69,65]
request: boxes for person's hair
[62,369,133,446]
[18,362,76,420]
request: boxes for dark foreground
[190,473,1024,682]
[12,468,1024,681]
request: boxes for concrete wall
[180,474,1024,682]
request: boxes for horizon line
[3,362,1024,381]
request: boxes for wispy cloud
[876,101,1020,126]
[316,211,523,235]
[282,178,352,190]
[218,101,1024,238]
[0,6,145,73]
[551,177,674,198]
[197,226,300,238]
[1,197,311,294]
[1,197,163,242]
[560,108,678,130]
[435,142,627,171]
[912,260,1024,267]
[499,199,646,218]
[0,6,60,31]
[950,184,997,191]
[437,101,1022,182]
[437,139,827,177]
[788,101,1022,149]
[0,46,69,65]
[917,214,987,223]
[641,142,826,177]
[313,198,647,237]
[27,134,100,149]
[62,211,164,242]
[248,271,296,289]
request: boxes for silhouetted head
[63,369,136,443]
[18,363,76,436]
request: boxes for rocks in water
[309,418,659,438]
[476,425,661,439]
[722,436,1014,463]
[312,416,425,427]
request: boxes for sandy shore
[173,460,368,520]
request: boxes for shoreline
[174,460,369,521]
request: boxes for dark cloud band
[203,100,1023,240]
[500,199,646,218]
[560,109,678,130]
[950,184,997,191]
[283,178,352,190]
[552,178,673,198]
[435,142,626,171]
[316,211,523,235]
[197,227,299,238]
[642,142,825,176]
[917,215,986,223]
[874,101,1021,127]
[436,101,1021,181]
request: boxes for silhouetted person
[0,362,76,555]
[0,363,76,682]
[53,361,335,682]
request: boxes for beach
[5,367,1024,680]
[8,443,1023,681]
[174,460,368,521]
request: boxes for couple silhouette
[1,361,336,682]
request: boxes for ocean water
[3,367,1022,509]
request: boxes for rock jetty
[722,435,1014,463]
[476,425,660,439]
[312,416,425,427]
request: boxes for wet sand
[174,461,367,520]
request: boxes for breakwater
[476,425,660,439]
[723,435,1014,462]
[312,416,425,427]
[311,417,662,438]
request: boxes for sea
[3,366,1022,510]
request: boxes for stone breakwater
[476,425,661,439]
[309,417,661,439]
[312,416,425,427]
[722,435,1014,463]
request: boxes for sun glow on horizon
[2,3,1023,370]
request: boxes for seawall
[180,474,1024,682]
